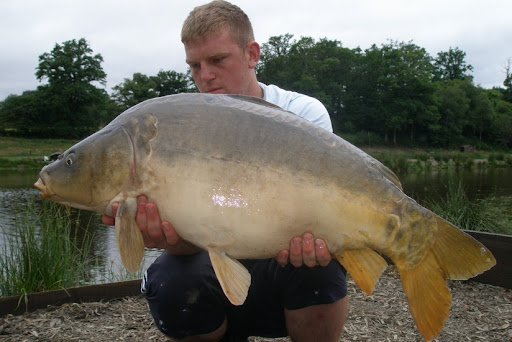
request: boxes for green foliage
[426,181,512,235]
[258,34,511,149]
[502,58,512,103]
[112,70,194,109]
[433,47,474,81]
[1,38,112,138]
[0,202,94,297]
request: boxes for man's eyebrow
[186,52,231,65]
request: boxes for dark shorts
[141,250,347,340]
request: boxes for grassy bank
[0,137,78,170]
[363,147,512,174]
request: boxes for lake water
[1,167,511,282]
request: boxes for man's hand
[101,195,200,255]
[276,232,332,268]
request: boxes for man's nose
[201,66,215,82]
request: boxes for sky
[1,0,511,101]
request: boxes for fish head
[34,126,133,212]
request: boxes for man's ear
[246,41,260,69]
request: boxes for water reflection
[400,168,512,205]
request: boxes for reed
[0,202,94,297]
[426,181,512,235]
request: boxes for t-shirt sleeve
[260,82,334,133]
[287,95,333,133]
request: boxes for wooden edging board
[463,230,512,289]
[0,279,142,317]
[1,230,510,317]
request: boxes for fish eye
[65,153,76,167]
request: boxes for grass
[0,201,94,297]
[0,137,77,158]
[426,181,512,235]
[0,137,78,170]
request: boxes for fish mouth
[34,177,55,198]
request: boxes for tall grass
[0,202,94,297]
[426,181,512,235]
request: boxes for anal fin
[335,248,388,295]
[208,247,251,306]
[115,197,145,272]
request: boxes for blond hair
[181,0,255,49]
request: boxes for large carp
[35,93,495,341]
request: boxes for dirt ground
[1,268,510,342]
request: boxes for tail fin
[397,216,496,341]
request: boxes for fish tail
[397,216,496,341]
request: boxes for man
[103,1,348,341]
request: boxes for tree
[0,91,41,134]
[33,38,109,137]
[434,47,473,81]
[503,58,512,102]
[152,70,194,96]
[350,41,436,143]
[431,80,471,146]
[487,88,512,147]
[112,72,158,109]
[36,38,106,86]
[257,35,358,132]
[112,70,193,109]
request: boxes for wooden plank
[0,279,141,317]
[463,230,512,289]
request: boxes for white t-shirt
[259,82,333,132]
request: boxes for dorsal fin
[369,157,403,190]
[227,94,283,110]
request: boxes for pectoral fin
[335,248,388,295]
[208,247,251,306]
[115,197,145,272]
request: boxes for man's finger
[162,221,180,246]
[314,238,332,267]
[302,232,317,268]
[135,195,148,232]
[146,203,164,242]
[101,202,119,226]
[276,249,289,267]
[289,237,303,267]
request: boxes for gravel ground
[1,267,510,342]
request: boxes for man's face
[184,28,259,95]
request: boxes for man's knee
[142,251,227,339]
